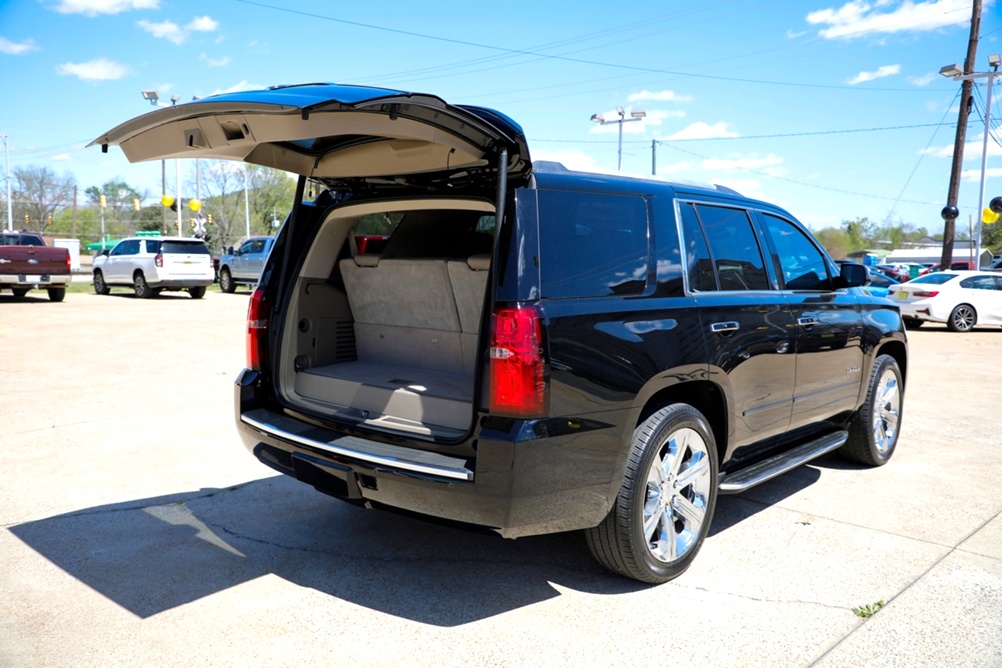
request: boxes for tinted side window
[679,202,716,291]
[538,190,649,298]
[760,214,831,291]
[959,276,997,290]
[145,240,161,254]
[694,204,769,291]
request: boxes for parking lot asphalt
[1,289,1001,667]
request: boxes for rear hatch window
[161,241,209,255]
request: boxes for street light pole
[1,133,11,231]
[591,106,647,171]
[941,53,1001,268]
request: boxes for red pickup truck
[0,232,72,302]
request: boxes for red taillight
[246,287,272,371]
[64,252,71,270]
[913,290,939,298]
[154,252,163,268]
[489,305,547,418]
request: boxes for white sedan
[891,271,1002,332]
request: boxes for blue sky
[1,0,1001,232]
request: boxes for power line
[531,123,951,145]
[237,0,937,93]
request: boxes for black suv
[94,84,907,583]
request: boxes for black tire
[903,317,923,330]
[188,286,206,299]
[947,304,976,332]
[93,270,110,295]
[11,287,29,298]
[47,287,65,302]
[841,354,903,466]
[219,267,235,293]
[585,404,719,584]
[133,272,153,299]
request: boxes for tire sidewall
[948,304,975,332]
[862,355,903,465]
[623,405,719,581]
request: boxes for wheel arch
[633,379,728,466]
[875,339,908,385]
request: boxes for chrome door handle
[798,316,819,327]
[710,321,740,333]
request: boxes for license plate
[18,274,49,283]
[897,291,907,299]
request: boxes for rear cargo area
[278,198,495,439]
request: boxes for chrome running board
[718,430,848,494]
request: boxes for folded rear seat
[293,255,474,434]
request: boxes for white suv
[92,236,214,299]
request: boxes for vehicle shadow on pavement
[710,463,821,536]
[8,475,650,624]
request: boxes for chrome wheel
[585,404,718,583]
[948,304,976,332]
[643,427,712,563]
[871,368,900,455]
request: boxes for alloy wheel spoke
[674,453,708,491]
[673,493,705,528]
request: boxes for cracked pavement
[2,289,1001,667]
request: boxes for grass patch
[852,600,885,618]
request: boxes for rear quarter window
[538,190,649,298]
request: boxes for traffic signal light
[206,213,212,225]
[133,198,140,211]
[46,215,52,226]
[173,221,179,230]
[24,214,29,225]
[99,194,106,208]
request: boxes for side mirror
[100,249,110,257]
[838,262,868,288]
[226,246,234,255]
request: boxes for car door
[757,212,864,433]
[105,240,139,282]
[680,201,796,460]
[958,274,1002,324]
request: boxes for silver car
[218,236,274,293]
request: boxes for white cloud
[138,19,185,44]
[187,16,219,32]
[52,153,72,161]
[701,153,784,173]
[0,37,39,55]
[714,179,764,198]
[807,0,973,40]
[666,122,738,140]
[200,54,231,67]
[54,0,158,16]
[656,161,697,175]
[211,80,263,95]
[909,73,936,86]
[786,29,809,39]
[627,90,693,103]
[847,64,900,84]
[531,149,599,172]
[57,58,129,81]
[962,167,1002,182]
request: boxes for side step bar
[718,430,848,495]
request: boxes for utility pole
[941,0,982,269]
[652,139,657,176]
[1,133,11,232]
